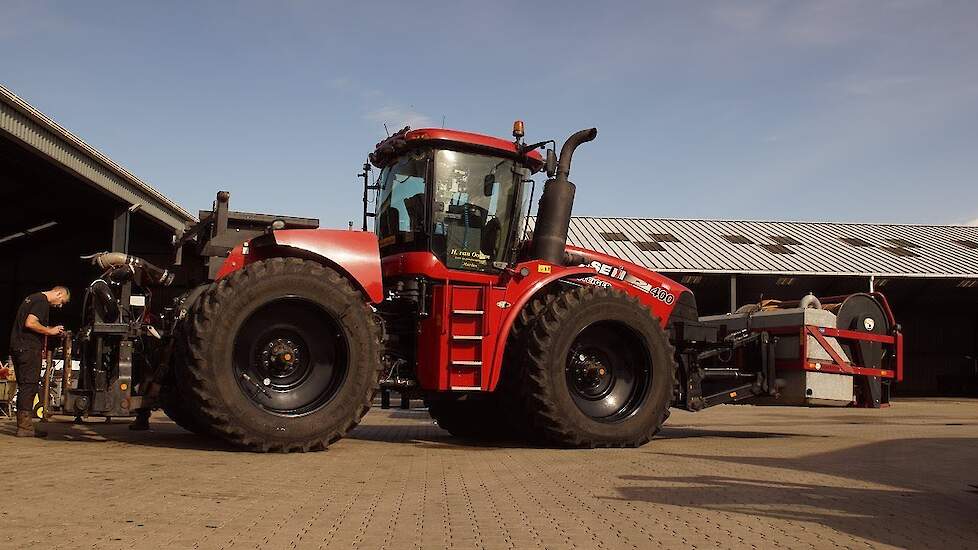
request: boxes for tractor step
[452,309,484,315]
[452,335,483,340]
[451,360,482,366]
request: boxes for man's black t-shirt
[9,292,49,352]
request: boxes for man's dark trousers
[11,347,42,413]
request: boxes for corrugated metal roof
[528,216,978,278]
[0,84,194,231]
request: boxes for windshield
[431,150,529,272]
[375,151,429,249]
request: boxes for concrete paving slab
[0,399,975,549]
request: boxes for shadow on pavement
[0,416,244,452]
[610,437,978,548]
[347,409,816,449]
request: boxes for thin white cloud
[327,75,432,134]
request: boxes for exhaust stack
[530,128,598,264]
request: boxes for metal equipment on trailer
[40,122,902,451]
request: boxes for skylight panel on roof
[840,237,873,247]
[598,232,629,242]
[770,235,802,246]
[634,241,666,252]
[760,244,794,255]
[724,235,754,245]
[885,238,919,248]
[880,246,918,258]
[648,233,679,243]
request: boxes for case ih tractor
[40,123,903,451]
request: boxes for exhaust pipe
[530,128,598,264]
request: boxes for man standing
[9,286,69,438]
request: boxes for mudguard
[485,253,692,391]
[564,245,692,325]
[216,229,384,303]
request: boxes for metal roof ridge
[567,214,978,230]
[0,83,195,223]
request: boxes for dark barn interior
[0,133,179,353]
[1,87,191,355]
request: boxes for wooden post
[41,347,54,421]
[729,275,738,313]
[60,332,72,406]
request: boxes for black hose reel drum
[836,293,890,370]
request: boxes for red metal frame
[766,323,902,381]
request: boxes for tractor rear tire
[160,383,214,437]
[515,286,675,448]
[162,287,221,437]
[183,257,382,452]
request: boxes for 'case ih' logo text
[589,261,627,280]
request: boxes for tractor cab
[367,126,546,273]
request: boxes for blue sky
[3,1,977,227]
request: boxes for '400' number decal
[647,286,676,305]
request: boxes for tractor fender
[486,265,596,391]
[216,229,384,304]
[564,245,690,325]
[486,257,691,391]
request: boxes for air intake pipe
[84,252,175,287]
[529,128,598,264]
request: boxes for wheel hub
[261,338,301,377]
[570,351,613,398]
[563,322,652,423]
[233,297,349,417]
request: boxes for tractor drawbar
[530,127,597,265]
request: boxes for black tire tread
[518,285,676,448]
[183,257,381,452]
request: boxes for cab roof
[369,127,544,169]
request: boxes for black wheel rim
[232,297,348,417]
[564,322,651,423]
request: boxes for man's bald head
[46,286,70,307]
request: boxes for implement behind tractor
[37,122,902,451]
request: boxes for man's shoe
[15,411,46,438]
[129,411,150,431]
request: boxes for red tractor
[56,123,902,451]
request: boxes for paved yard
[1,399,976,549]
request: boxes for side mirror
[545,148,557,178]
[483,174,495,196]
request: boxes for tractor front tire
[183,258,382,452]
[515,286,675,447]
